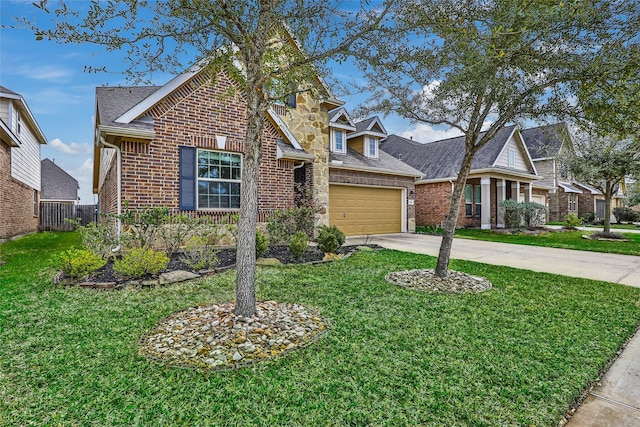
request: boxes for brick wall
[99,71,296,220]
[329,168,416,227]
[549,189,578,222]
[414,180,484,228]
[0,140,39,240]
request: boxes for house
[0,86,47,241]
[93,62,419,236]
[381,125,542,229]
[41,158,79,204]
[520,123,624,222]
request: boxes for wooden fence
[39,203,98,231]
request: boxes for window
[332,129,346,154]
[465,184,481,217]
[197,149,242,209]
[33,189,38,216]
[508,148,515,167]
[568,193,577,212]
[16,110,22,135]
[366,136,378,158]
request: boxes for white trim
[98,124,155,140]
[330,122,357,132]
[329,163,422,178]
[328,107,356,129]
[276,144,314,161]
[0,118,19,147]
[196,148,243,211]
[331,129,347,154]
[364,135,379,159]
[2,91,47,145]
[267,109,303,150]
[558,182,583,194]
[347,130,387,140]
[492,127,538,175]
[415,168,539,185]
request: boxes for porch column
[481,176,491,229]
[523,182,532,202]
[496,179,506,228]
[511,181,521,202]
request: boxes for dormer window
[332,129,346,154]
[366,136,378,159]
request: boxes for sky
[0,0,459,203]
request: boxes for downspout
[100,136,122,247]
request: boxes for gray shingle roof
[381,125,517,180]
[354,117,378,133]
[520,123,568,159]
[41,158,79,201]
[329,147,422,177]
[0,86,20,96]
[96,86,160,131]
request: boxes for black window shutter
[179,146,196,210]
[286,93,297,108]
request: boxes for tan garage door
[329,185,402,236]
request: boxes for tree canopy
[357,0,640,276]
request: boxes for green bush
[56,248,107,279]
[289,231,308,260]
[316,225,345,253]
[564,213,583,228]
[118,205,169,249]
[521,202,547,227]
[156,213,197,257]
[66,218,119,258]
[500,200,522,229]
[266,205,318,244]
[113,248,169,279]
[182,236,218,270]
[255,229,268,258]
[500,200,546,228]
[613,207,640,223]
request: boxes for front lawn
[2,232,640,426]
[449,228,640,256]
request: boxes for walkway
[346,233,640,426]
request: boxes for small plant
[255,229,268,258]
[118,205,169,249]
[113,247,169,279]
[156,213,197,257]
[66,218,119,258]
[500,200,546,228]
[316,225,345,253]
[582,212,596,223]
[500,199,522,229]
[56,248,107,279]
[613,207,640,223]
[289,231,308,260]
[267,204,319,245]
[182,236,218,270]
[564,213,583,228]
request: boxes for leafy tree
[357,0,639,277]
[562,134,640,233]
[21,0,390,316]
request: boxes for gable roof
[349,116,387,138]
[41,158,79,201]
[520,123,569,160]
[328,107,356,131]
[381,125,536,180]
[0,86,48,146]
[96,86,160,132]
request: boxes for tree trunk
[435,151,475,277]
[603,183,613,234]
[234,86,267,318]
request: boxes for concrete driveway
[346,233,640,425]
[347,233,640,287]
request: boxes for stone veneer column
[279,93,330,227]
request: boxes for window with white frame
[465,184,481,217]
[332,129,346,154]
[16,110,22,135]
[366,136,378,158]
[508,148,515,167]
[197,149,242,209]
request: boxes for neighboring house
[93,61,419,236]
[381,125,541,229]
[0,86,47,241]
[41,158,79,204]
[520,123,624,222]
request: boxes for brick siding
[98,71,297,220]
[0,140,39,240]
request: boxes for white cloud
[401,123,463,143]
[69,158,95,204]
[49,137,92,155]
[11,64,73,81]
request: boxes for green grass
[447,228,640,256]
[2,232,640,426]
[546,221,640,230]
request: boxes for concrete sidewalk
[347,233,640,426]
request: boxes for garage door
[329,185,402,236]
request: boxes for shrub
[267,205,318,244]
[521,202,547,228]
[316,225,345,253]
[255,229,268,258]
[156,213,197,257]
[564,213,583,228]
[118,205,169,249]
[289,231,308,260]
[66,218,119,258]
[500,200,522,229]
[113,248,169,279]
[56,248,107,279]
[500,200,546,228]
[613,207,640,223]
[182,236,218,271]
[582,212,596,223]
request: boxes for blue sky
[0,0,455,203]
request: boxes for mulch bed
[61,244,381,288]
